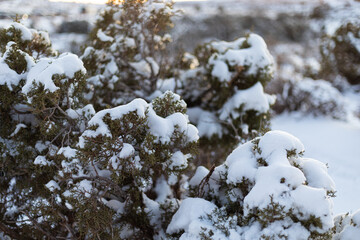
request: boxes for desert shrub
[47,91,198,239]
[81,0,275,167]
[81,0,178,110]
[168,131,335,239]
[1,1,355,240]
[333,210,360,240]
[174,34,275,165]
[275,78,348,120]
[0,22,94,239]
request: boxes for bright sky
[49,0,204,4]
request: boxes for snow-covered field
[273,114,360,215]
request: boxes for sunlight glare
[49,0,206,4]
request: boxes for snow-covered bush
[2,2,357,240]
[176,34,275,165]
[0,22,94,239]
[169,130,335,239]
[321,21,360,85]
[275,78,348,120]
[81,0,178,109]
[333,210,360,240]
[79,0,275,168]
[50,91,198,238]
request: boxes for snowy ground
[273,114,360,215]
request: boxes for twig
[198,164,216,198]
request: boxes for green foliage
[82,0,178,109]
[0,21,93,239]
[320,21,360,85]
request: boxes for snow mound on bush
[23,53,86,95]
[172,130,335,239]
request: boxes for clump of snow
[22,53,86,97]
[188,108,223,138]
[119,143,135,159]
[74,180,93,198]
[9,123,27,137]
[0,42,34,90]
[272,112,360,214]
[167,198,217,234]
[11,22,32,41]
[96,29,114,42]
[219,82,274,121]
[208,33,274,81]
[57,146,77,159]
[129,60,152,78]
[45,180,60,192]
[0,60,24,90]
[167,151,189,170]
[177,130,335,239]
[79,98,148,146]
[34,155,53,166]
[334,209,360,240]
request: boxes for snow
[0,60,23,90]
[79,98,148,146]
[124,37,136,48]
[340,226,360,240]
[22,53,86,96]
[226,141,257,183]
[57,146,77,159]
[154,176,172,203]
[182,130,336,239]
[96,29,114,42]
[75,179,93,198]
[119,143,135,159]
[101,198,125,214]
[348,32,360,53]
[168,151,189,170]
[211,59,231,82]
[34,155,53,166]
[148,109,199,144]
[129,60,152,78]
[273,114,360,214]
[219,82,273,121]
[209,34,274,78]
[156,78,179,92]
[45,180,60,192]
[291,185,334,230]
[189,166,209,187]
[352,209,360,226]
[258,130,304,164]
[166,197,217,234]
[300,158,336,191]
[9,123,27,137]
[11,22,32,41]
